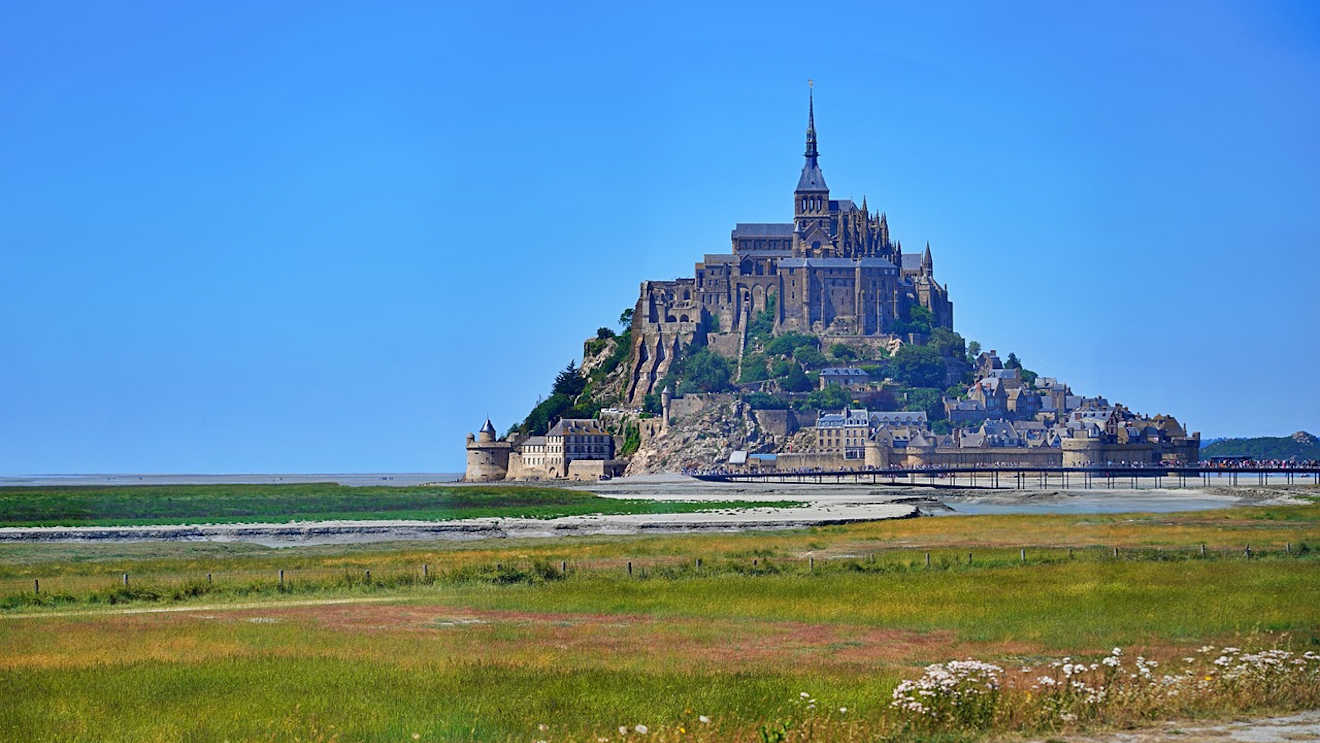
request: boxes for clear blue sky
[2,1,1317,474]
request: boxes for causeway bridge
[692,466,1320,489]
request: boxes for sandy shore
[0,501,918,547]
[1,473,1306,547]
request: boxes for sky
[2,1,1318,474]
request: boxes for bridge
[692,465,1320,489]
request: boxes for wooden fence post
[627,561,632,577]
[207,572,212,584]
[925,552,931,568]
[809,556,814,572]
[279,569,284,585]
[1020,548,1026,563]
[1200,543,1206,557]
[967,552,972,565]
[1244,545,1251,559]
[1286,543,1292,554]
[123,572,129,588]
[365,569,371,582]
[1112,546,1118,558]
[423,564,429,579]
[560,561,567,574]
[33,579,38,595]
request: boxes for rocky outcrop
[625,396,771,475]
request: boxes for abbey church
[626,91,954,405]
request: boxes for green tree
[521,394,572,435]
[891,344,946,388]
[738,353,770,383]
[896,305,935,335]
[619,307,634,330]
[677,348,733,393]
[765,332,817,356]
[792,345,828,369]
[596,327,615,340]
[619,423,641,456]
[642,392,662,416]
[967,340,982,363]
[928,328,965,360]
[770,358,793,378]
[806,384,851,410]
[829,343,857,361]
[552,361,587,398]
[1005,352,1022,369]
[782,362,812,392]
[904,387,945,421]
[743,392,789,410]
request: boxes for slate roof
[479,419,496,435]
[779,257,896,271]
[728,450,748,465]
[797,160,828,191]
[830,199,857,212]
[871,410,928,425]
[820,367,868,378]
[548,418,608,436]
[900,254,923,271]
[732,223,794,237]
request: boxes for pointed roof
[479,419,496,435]
[796,87,828,193]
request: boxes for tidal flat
[1,495,1318,742]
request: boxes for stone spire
[796,84,828,193]
[922,241,933,276]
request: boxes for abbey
[626,92,953,405]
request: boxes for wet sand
[0,473,1306,547]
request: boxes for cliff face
[624,398,768,475]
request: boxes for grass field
[0,482,795,526]
[2,497,1319,741]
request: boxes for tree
[967,340,982,363]
[928,328,965,360]
[743,392,789,410]
[829,343,858,361]
[891,344,946,388]
[765,332,817,356]
[738,353,769,383]
[903,387,945,421]
[552,361,587,398]
[596,327,615,340]
[782,362,813,392]
[792,345,828,369]
[806,384,850,410]
[642,392,662,415]
[619,307,634,330]
[677,348,733,393]
[521,393,572,435]
[1005,352,1022,370]
[770,358,793,378]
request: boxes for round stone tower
[1061,436,1104,467]
[464,419,511,482]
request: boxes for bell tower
[793,83,831,257]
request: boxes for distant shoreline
[0,473,464,487]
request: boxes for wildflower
[538,724,548,732]
[634,724,648,735]
[619,727,628,736]
[800,692,810,698]
[698,716,710,724]
[412,736,420,741]
[1060,712,1077,722]
[838,707,847,714]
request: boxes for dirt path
[1028,709,1320,742]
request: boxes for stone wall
[668,393,737,421]
[566,458,627,481]
[752,409,799,440]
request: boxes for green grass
[0,482,796,526]
[3,503,1319,741]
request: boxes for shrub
[743,392,789,410]
[829,342,858,361]
[738,353,770,383]
[782,363,812,392]
[765,332,817,356]
[792,345,828,369]
[891,344,946,388]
